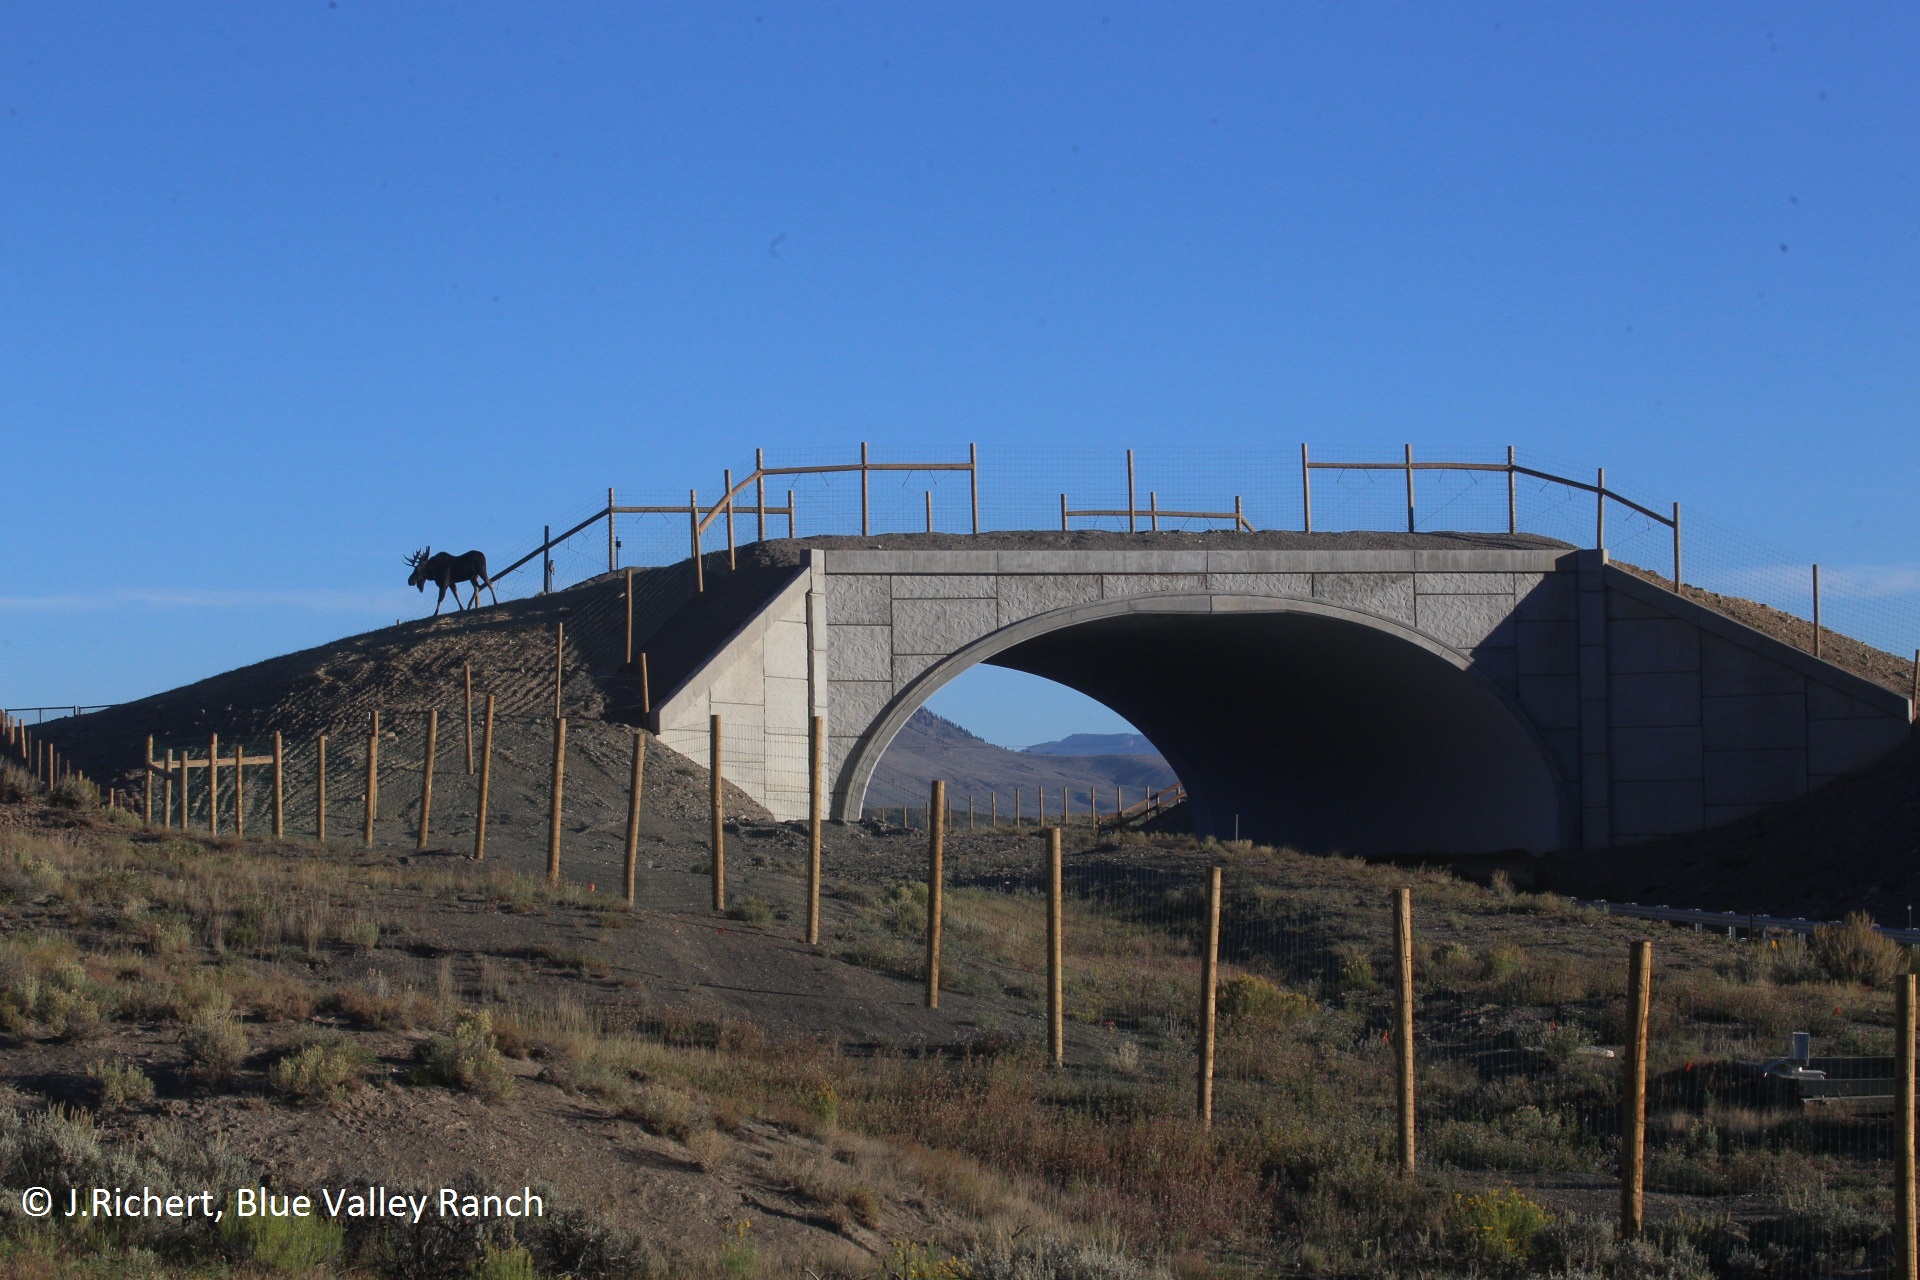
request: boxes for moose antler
[404,547,428,567]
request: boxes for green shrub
[89,1058,156,1110]
[220,1203,344,1271]
[724,896,774,926]
[415,1010,514,1102]
[1447,1186,1552,1266]
[475,1244,538,1280]
[1337,950,1377,993]
[1217,973,1316,1031]
[1810,912,1906,987]
[338,915,380,949]
[47,776,95,810]
[268,1034,371,1106]
[183,1010,248,1085]
[620,1081,709,1141]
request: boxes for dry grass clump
[1810,912,1908,987]
[182,1008,249,1085]
[87,1058,156,1110]
[268,1032,373,1106]
[415,1009,515,1102]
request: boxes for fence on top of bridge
[483,442,1920,695]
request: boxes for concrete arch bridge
[645,532,1913,855]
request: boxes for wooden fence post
[417,708,438,850]
[1899,972,1917,1280]
[473,695,494,860]
[1621,939,1653,1240]
[1047,826,1064,1067]
[807,715,824,945]
[927,780,945,1009]
[364,711,379,848]
[624,568,635,666]
[710,714,725,911]
[176,748,188,829]
[209,734,220,835]
[690,488,704,593]
[554,621,565,718]
[547,716,566,886]
[162,749,175,830]
[639,652,651,716]
[315,734,327,842]
[144,736,155,825]
[1198,864,1222,1127]
[1394,886,1416,1172]
[623,730,645,907]
[463,664,474,775]
[272,731,284,838]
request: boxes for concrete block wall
[654,564,823,820]
[651,543,1912,848]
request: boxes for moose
[405,547,499,614]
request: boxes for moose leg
[484,577,499,606]
[433,584,447,615]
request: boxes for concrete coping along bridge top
[648,532,1914,858]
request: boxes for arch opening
[839,597,1566,855]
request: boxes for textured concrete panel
[1609,672,1703,728]
[1809,718,1909,776]
[1581,755,1609,807]
[1613,780,1704,836]
[890,574,996,599]
[1545,728,1581,781]
[829,626,893,682]
[1313,572,1415,623]
[1702,694,1806,751]
[1807,681,1889,721]
[1415,572,1513,595]
[892,597,999,655]
[1703,749,1805,807]
[892,653,940,688]
[1578,587,1607,646]
[1611,726,1704,781]
[828,680,894,732]
[1608,593,1671,621]
[765,675,810,726]
[1514,573,1578,621]
[996,574,1101,625]
[764,617,810,681]
[1100,573,1207,598]
[826,574,890,625]
[1700,633,1800,697]
[1517,620,1579,675]
[1206,572,1312,597]
[1609,619,1700,673]
[1415,593,1515,650]
[708,637,766,705]
[1471,647,1519,691]
[1580,647,1608,694]
[1519,674,1580,728]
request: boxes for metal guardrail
[2,704,115,724]
[1579,898,1920,946]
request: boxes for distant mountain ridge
[1023,732,1160,758]
[864,710,1178,812]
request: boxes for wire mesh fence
[494,443,1918,691]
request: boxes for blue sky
[3,4,1917,745]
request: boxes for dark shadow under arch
[838,595,1567,855]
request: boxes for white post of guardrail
[925,490,933,533]
[607,487,616,572]
[1059,494,1068,531]
[1126,449,1137,533]
[1507,445,1517,534]
[755,448,766,542]
[969,441,980,534]
[1596,469,1606,551]
[860,441,870,536]
[1812,564,1822,658]
[1404,443,1415,533]
[689,489,703,593]
[724,469,736,570]
[1672,502,1683,589]
[788,489,796,538]
[1301,442,1312,532]
[543,525,552,594]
